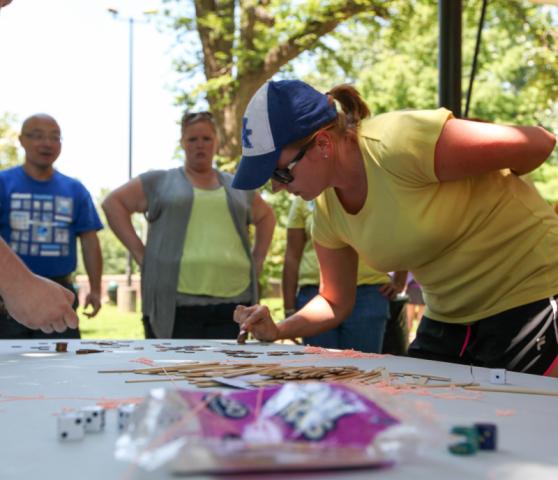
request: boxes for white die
[118,404,136,431]
[81,406,106,433]
[58,412,86,441]
[490,369,506,384]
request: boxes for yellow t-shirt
[313,108,558,324]
[287,196,389,286]
[177,187,251,297]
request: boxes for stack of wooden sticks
[98,361,469,389]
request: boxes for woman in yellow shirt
[283,196,406,352]
[232,80,558,376]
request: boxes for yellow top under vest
[287,196,390,286]
[177,187,251,297]
[313,108,558,324]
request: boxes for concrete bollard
[117,286,137,313]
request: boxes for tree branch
[194,0,235,83]
[263,2,389,77]
[240,0,274,50]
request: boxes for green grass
[79,303,144,339]
[79,297,284,339]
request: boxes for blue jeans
[298,284,389,353]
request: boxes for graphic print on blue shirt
[0,166,103,278]
[9,192,72,259]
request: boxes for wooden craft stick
[193,381,221,388]
[464,385,558,396]
[221,367,262,378]
[340,372,372,382]
[158,362,224,372]
[359,369,383,379]
[406,382,479,389]
[328,372,362,381]
[125,377,190,383]
[250,380,279,387]
[392,372,452,382]
[250,363,278,375]
[98,362,221,374]
[98,369,138,374]
[182,371,213,378]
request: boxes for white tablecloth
[1,339,557,479]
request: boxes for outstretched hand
[4,275,78,334]
[234,304,280,344]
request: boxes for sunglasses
[183,111,213,121]
[271,143,311,185]
[181,111,214,130]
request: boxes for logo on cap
[242,117,253,149]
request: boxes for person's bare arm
[435,119,556,182]
[250,192,276,278]
[0,239,77,333]
[79,231,103,318]
[282,228,306,315]
[234,243,358,342]
[102,178,148,266]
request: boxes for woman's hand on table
[234,304,280,343]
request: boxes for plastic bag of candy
[115,382,433,474]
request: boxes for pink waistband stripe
[543,355,558,377]
[459,325,472,358]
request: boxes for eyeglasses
[22,132,62,143]
[271,144,309,185]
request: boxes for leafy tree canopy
[0,113,21,170]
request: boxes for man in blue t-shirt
[0,113,103,339]
[0,0,78,335]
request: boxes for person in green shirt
[232,79,558,376]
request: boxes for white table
[1,339,557,479]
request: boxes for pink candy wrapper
[116,382,415,474]
[179,382,399,445]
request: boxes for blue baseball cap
[232,80,337,190]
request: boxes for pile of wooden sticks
[98,361,463,389]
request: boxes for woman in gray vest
[102,112,276,338]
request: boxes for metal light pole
[108,8,157,288]
[438,0,462,118]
